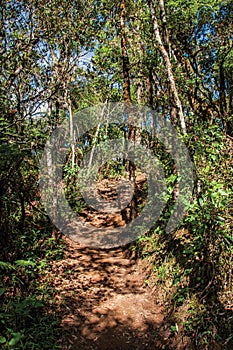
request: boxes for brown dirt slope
[51,237,166,350]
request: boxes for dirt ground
[51,237,168,350]
[49,176,186,349]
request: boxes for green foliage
[0,224,64,349]
[0,0,232,348]
[99,160,126,179]
[0,295,60,349]
[137,122,233,348]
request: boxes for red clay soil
[50,237,167,350]
[49,176,173,349]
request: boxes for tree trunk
[120,0,137,221]
[68,99,75,169]
[120,0,132,106]
[148,0,187,134]
[159,0,171,57]
[219,59,227,132]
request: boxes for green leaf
[8,332,22,347]
[0,288,5,297]
[14,260,36,267]
[0,336,6,344]
[0,261,12,270]
[198,197,204,206]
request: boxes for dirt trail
[52,238,165,350]
[51,177,166,349]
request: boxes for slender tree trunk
[148,0,187,134]
[159,0,171,57]
[146,69,154,108]
[67,99,75,169]
[219,60,227,132]
[87,122,100,174]
[88,101,107,175]
[120,0,137,221]
[120,0,132,106]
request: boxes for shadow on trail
[52,238,168,350]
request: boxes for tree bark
[120,0,132,106]
[148,0,187,134]
[159,0,171,57]
[120,0,137,221]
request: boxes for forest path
[50,176,166,349]
[52,238,165,350]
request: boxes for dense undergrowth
[0,205,64,349]
[1,119,232,349]
[136,124,233,349]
